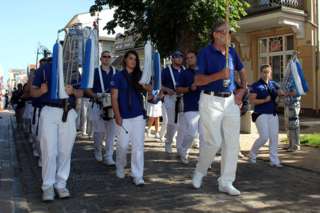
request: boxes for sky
[0,1,103,84]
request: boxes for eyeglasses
[215,30,232,35]
[102,55,111,59]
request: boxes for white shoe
[155,133,161,139]
[249,158,256,164]
[116,168,125,179]
[218,184,241,196]
[180,155,189,164]
[104,158,115,166]
[55,187,71,199]
[33,149,40,157]
[192,171,204,189]
[165,143,172,153]
[270,163,283,168]
[42,186,55,202]
[133,177,145,186]
[94,150,103,162]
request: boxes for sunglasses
[102,55,111,58]
[215,30,232,35]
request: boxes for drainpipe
[316,0,320,113]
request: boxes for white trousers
[116,115,145,179]
[250,114,280,165]
[39,106,77,190]
[159,102,167,139]
[91,103,116,160]
[31,107,41,156]
[163,95,182,145]
[80,98,91,135]
[177,111,200,157]
[196,93,240,186]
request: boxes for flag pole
[224,0,230,87]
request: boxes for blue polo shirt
[250,79,279,114]
[161,65,183,90]
[197,44,244,93]
[176,68,200,112]
[31,68,44,108]
[92,66,117,93]
[110,70,144,119]
[32,63,80,108]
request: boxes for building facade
[7,69,27,92]
[235,0,320,112]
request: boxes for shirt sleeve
[196,48,207,75]
[249,84,257,94]
[110,72,120,89]
[161,68,167,86]
[232,48,244,72]
[32,68,44,87]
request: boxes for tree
[90,0,249,57]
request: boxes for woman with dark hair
[111,50,152,186]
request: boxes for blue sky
[0,1,96,82]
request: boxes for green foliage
[90,0,249,57]
[301,134,320,147]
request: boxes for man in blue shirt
[176,51,201,164]
[249,64,284,167]
[191,19,248,196]
[31,59,83,201]
[161,50,185,153]
[86,51,117,165]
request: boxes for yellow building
[235,0,320,113]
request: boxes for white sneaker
[165,143,172,153]
[218,184,241,196]
[104,158,115,166]
[94,150,103,162]
[249,158,256,164]
[42,186,55,202]
[155,133,161,139]
[33,149,40,157]
[192,171,204,189]
[55,187,71,199]
[180,155,189,164]
[270,163,283,168]
[116,168,125,179]
[133,177,145,186]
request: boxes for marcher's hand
[278,89,285,96]
[115,115,122,126]
[265,96,271,103]
[190,83,197,91]
[65,85,74,95]
[221,68,230,80]
[167,89,175,96]
[40,83,48,95]
[235,94,243,107]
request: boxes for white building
[65,9,124,53]
[7,69,27,92]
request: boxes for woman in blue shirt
[249,64,285,167]
[111,50,151,186]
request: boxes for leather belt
[203,90,232,98]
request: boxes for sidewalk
[0,111,29,212]
[240,116,320,173]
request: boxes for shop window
[258,34,295,82]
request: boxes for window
[258,34,295,82]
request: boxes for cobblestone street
[2,111,320,212]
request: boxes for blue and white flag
[81,29,98,89]
[284,57,309,96]
[50,41,69,99]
